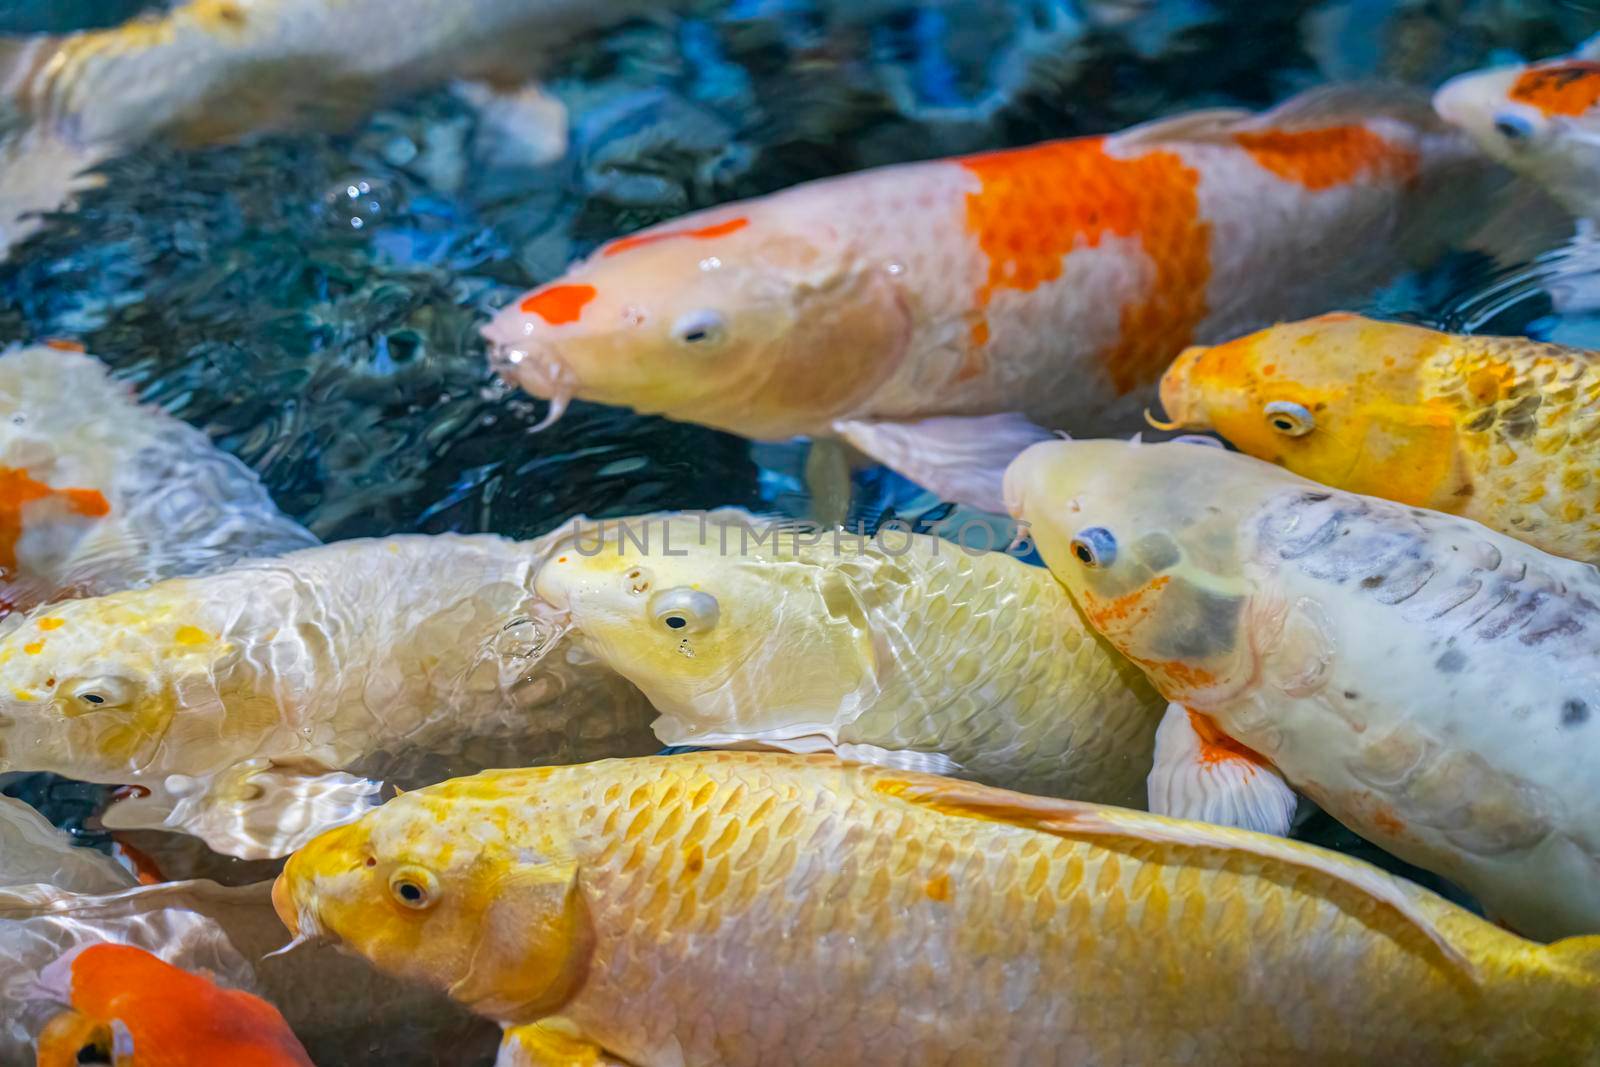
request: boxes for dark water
[4,0,1600,983]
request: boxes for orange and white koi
[1158,312,1600,564]
[1435,37,1600,221]
[486,85,1510,507]
[0,343,315,618]
[1006,437,1600,939]
[35,944,313,1067]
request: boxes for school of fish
[7,2,1600,1064]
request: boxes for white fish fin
[0,123,109,257]
[877,768,1476,978]
[454,79,569,169]
[497,1021,634,1067]
[1575,32,1600,61]
[1114,82,1438,150]
[1146,702,1297,837]
[833,414,1055,514]
[834,742,965,777]
[99,761,381,860]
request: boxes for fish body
[1005,438,1600,939]
[1,878,497,1065]
[1159,313,1600,563]
[0,0,669,251]
[0,344,315,617]
[0,794,129,895]
[0,533,658,858]
[35,944,313,1067]
[534,513,1163,803]
[486,86,1504,462]
[277,751,1600,1066]
[1435,54,1600,221]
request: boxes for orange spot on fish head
[602,216,750,257]
[0,467,111,590]
[1510,62,1600,117]
[520,284,598,326]
[959,137,1211,392]
[1232,125,1420,191]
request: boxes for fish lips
[480,315,580,432]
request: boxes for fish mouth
[480,319,579,432]
[1152,345,1208,432]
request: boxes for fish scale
[535,515,1163,804]
[279,752,1600,1066]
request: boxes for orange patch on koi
[1371,806,1408,837]
[0,465,110,575]
[42,338,86,353]
[1510,62,1600,117]
[1186,709,1268,769]
[23,641,42,655]
[35,944,313,1067]
[924,874,952,902]
[1079,574,1171,631]
[959,139,1210,391]
[1232,125,1419,191]
[520,284,597,326]
[111,834,168,885]
[603,216,750,257]
[37,617,64,630]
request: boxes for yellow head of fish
[0,584,241,778]
[1003,438,1266,702]
[534,515,873,742]
[273,769,592,1023]
[480,207,909,439]
[1433,59,1600,218]
[1157,313,1466,509]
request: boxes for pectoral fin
[833,414,1056,513]
[99,761,381,860]
[1146,703,1297,837]
[498,1021,634,1067]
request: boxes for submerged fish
[485,84,1509,507]
[276,751,1600,1065]
[0,533,659,859]
[533,513,1163,803]
[1,878,497,1064]
[0,0,676,253]
[0,344,315,618]
[35,944,313,1067]
[1434,42,1600,221]
[1005,438,1600,939]
[1157,312,1600,563]
[0,793,129,895]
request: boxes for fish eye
[388,866,439,910]
[1492,112,1538,143]
[1069,527,1118,569]
[671,310,725,346]
[1264,400,1314,437]
[67,677,135,712]
[649,587,719,634]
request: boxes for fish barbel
[0,532,659,859]
[1158,312,1600,563]
[1006,437,1600,939]
[277,751,1600,1065]
[484,84,1513,504]
[534,512,1163,804]
[0,343,315,617]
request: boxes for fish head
[1159,313,1461,507]
[275,770,593,1023]
[482,209,910,439]
[1434,60,1600,218]
[0,585,240,779]
[1004,438,1262,702]
[534,515,873,737]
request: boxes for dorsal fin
[871,772,1476,978]
[1112,82,1441,151]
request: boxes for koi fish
[1005,437,1600,940]
[0,344,315,619]
[35,943,313,1067]
[0,0,676,253]
[1,878,498,1065]
[485,84,1512,509]
[1157,312,1600,564]
[276,751,1600,1065]
[0,532,659,859]
[533,512,1164,804]
[1434,37,1600,222]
